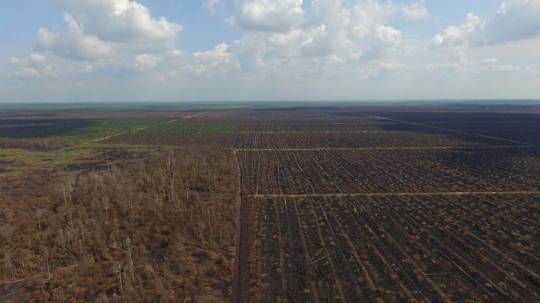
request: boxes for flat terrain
[1,102,540,302]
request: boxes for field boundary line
[82,111,211,144]
[237,130,394,134]
[363,114,535,146]
[231,149,243,303]
[236,145,534,151]
[249,191,540,198]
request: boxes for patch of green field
[0,101,335,113]
[56,119,168,143]
[0,103,204,112]
[0,144,171,177]
[0,103,175,112]
[0,120,95,139]
[0,148,92,176]
[137,123,237,135]
[0,119,168,143]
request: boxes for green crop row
[135,123,237,135]
[0,119,168,143]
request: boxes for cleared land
[1,102,540,302]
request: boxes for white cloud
[360,25,402,60]
[29,53,47,65]
[16,0,404,83]
[7,54,62,80]
[231,0,401,68]
[231,33,268,70]
[6,0,540,102]
[53,0,182,44]
[35,0,182,60]
[186,43,241,77]
[233,0,304,32]
[347,0,398,39]
[202,0,222,15]
[482,57,498,65]
[431,1,540,50]
[485,0,540,45]
[355,60,406,80]
[375,25,401,44]
[8,53,46,67]
[217,0,405,87]
[41,65,60,78]
[133,54,162,70]
[480,62,539,73]
[402,0,430,20]
[225,16,237,26]
[8,57,27,67]
[452,51,468,65]
[36,24,114,61]
[267,25,331,57]
[431,13,486,50]
[10,68,40,79]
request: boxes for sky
[1,0,539,102]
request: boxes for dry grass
[0,147,238,302]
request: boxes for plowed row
[238,148,540,195]
[242,194,540,302]
[232,108,540,302]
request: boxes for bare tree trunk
[125,237,135,281]
[113,263,123,294]
[44,247,50,279]
[36,209,43,232]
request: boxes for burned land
[1,103,540,302]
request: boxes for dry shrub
[0,147,238,302]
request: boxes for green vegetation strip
[0,148,92,176]
[0,119,167,143]
[136,123,237,135]
[250,191,540,198]
[0,101,324,112]
[236,146,534,151]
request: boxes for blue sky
[1,0,540,102]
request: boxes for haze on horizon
[1,0,540,103]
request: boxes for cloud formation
[3,0,540,101]
[430,13,486,50]
[231,0,305,32]
[232,0,401,70]
[202,0,222,15]
[402,0,430,20]
[485,0,540,44]
[35,0,182,60]
[187,44,240,77]
[8,53,46,67]
[431,0,540,50]
[10,68,40,79]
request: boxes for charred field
[1,102,540,302]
